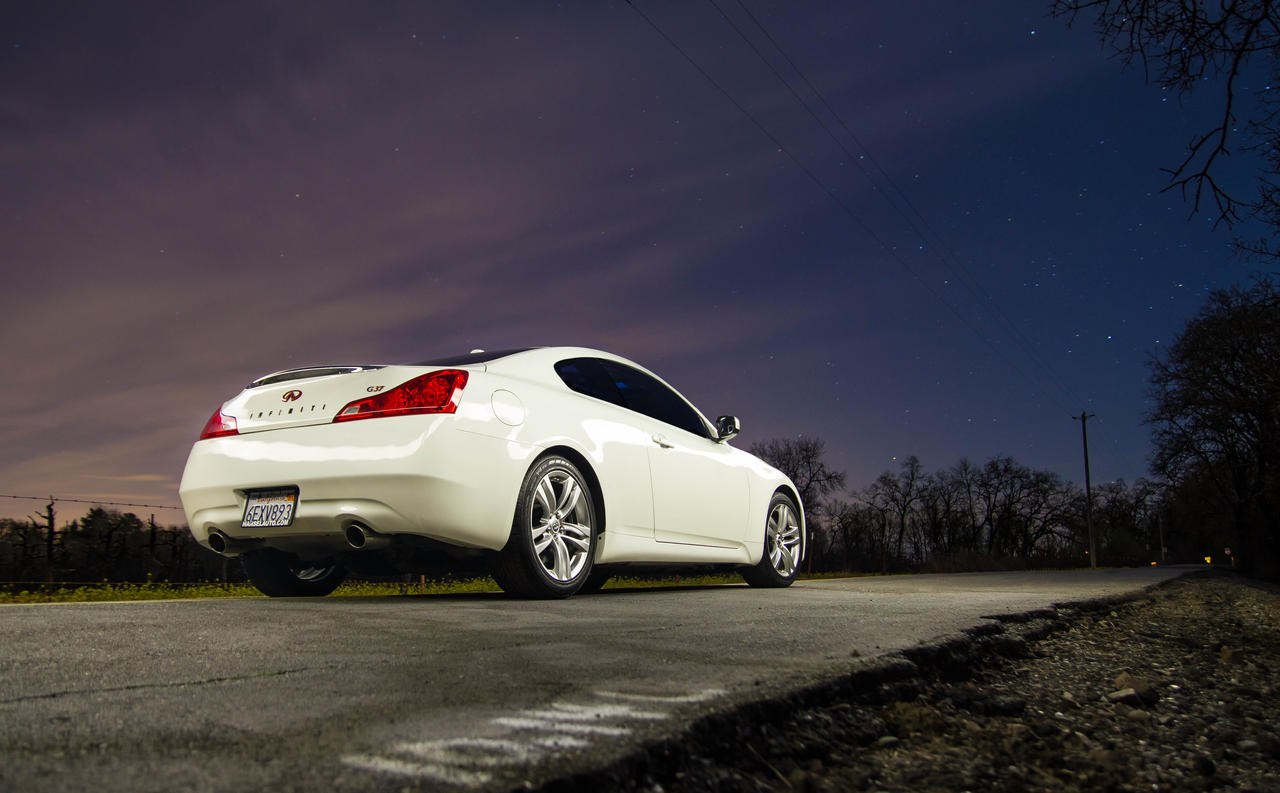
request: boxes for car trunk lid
[223,365,393,433]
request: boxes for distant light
[470,349,485,354]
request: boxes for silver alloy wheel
[529,468,593,582]
[766,501,802,577]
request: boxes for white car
[178,347,804,598]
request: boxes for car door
[596,360,750,548]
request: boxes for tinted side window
[554,359,626,407]
[598,361,708,438]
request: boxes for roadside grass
[0,570,859,604]
[0,581,264,604]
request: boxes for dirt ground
[550,571,1280,793]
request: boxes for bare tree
[918,469,974,560]
[747,436,847,510]
[866,456,924,565]
[1052,0,1280,248]
[1148,276,1280,576]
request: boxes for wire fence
[1,493,185,512]
[0,499,220,584]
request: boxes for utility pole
[1074,412,1096,569]
[36,496,56,583]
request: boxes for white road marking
[398,738,541,765]
[492,717,631,736]
[594,688,726,704]
[547,702,669,720]
[342,688,726,786]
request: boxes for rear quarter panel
[453,365,658,542]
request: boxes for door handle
[651,434,674,449]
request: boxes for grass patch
[331,577,502,597]
[0,581,263,604]
[0,570,864,604]
[603,573,743,589]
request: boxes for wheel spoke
[551,537,572,580]
[776,543,796,575]
[535,478,556,517]
[561,531,591,552]
[532,522,554,554]
[557,476,582,516]
[561,521,591,540]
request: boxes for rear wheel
[242,548,346,597]
[491,455,597,598]
[742,493,802,588]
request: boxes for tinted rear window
[598,360,708,438]
[554,359,626,407]
[555,357,708,438]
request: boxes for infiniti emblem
[282,390,303,402]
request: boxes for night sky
[1,2,1261,520]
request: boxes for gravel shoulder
[551,570,1280,793]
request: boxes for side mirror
[715,415,741,443]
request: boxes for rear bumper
[178,416,534,555]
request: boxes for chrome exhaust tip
[206,529,259,556]
[345,523,389,550]
[208,529,230,553]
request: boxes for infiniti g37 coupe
[178,347,805,598]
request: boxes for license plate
[242,488,298,528]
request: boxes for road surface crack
[0,666,320,705]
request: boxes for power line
[0,494,185,511]
[625,1,1078,417]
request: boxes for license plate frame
[241,487,299,529]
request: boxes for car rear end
[178,362,526,560]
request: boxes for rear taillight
[334,369,469,422]
[199,409,238,439]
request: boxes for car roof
[415,346,642,370]
[412,348,539,366]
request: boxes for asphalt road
[0,568,1187,792]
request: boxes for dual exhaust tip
[344,523,389,550]
[207,529,246,554]
[206,524,388,554]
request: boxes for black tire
[491,455,598,598]
[742,492,803,588]
[242,548,346,597]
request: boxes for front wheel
[491,455,598,598]
[742,493,803,588]
[242,548,346,597]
